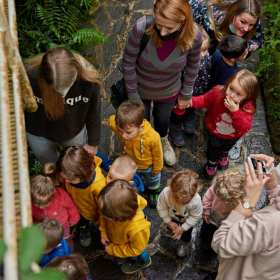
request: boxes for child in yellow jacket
[56,145,106,248]
[108,100,163,208]
[98,179,151,274]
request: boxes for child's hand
[151,171,160,177]
[105,245,109,253]
[178,98,193,109]
[166,221,178,231]
[101,238,111,246]
[202,215,211,224]
[172,226,185,240]
[224,96,239,112]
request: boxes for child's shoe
[176,241,190,257]
[172,134,186,147]
[204,162,218,180]
[79,225,91,247]
[161,136,176,166]
[218,153,229,170]
[115,257,128,265]
[120,256,152,274]
[184,121,195,134]
[148,187,161,209]
[200,239,211,250]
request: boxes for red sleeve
[202,185,215,216]
[56,187,80,225]
[192,86,222,109]
[230,105,254,137]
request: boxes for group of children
[30,25,260,278]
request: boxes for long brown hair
[146,0,196,51]
[24,47,103,121]
[209,0,261,42]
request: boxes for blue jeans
[131,249,148,265]
[26,126,87,165]
[142,99,177,137]
[136,166,161,190]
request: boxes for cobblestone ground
[73,0,272,279]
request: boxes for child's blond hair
[111,155,138,180]
[30,163,57,206]
[115,100,145,129]
[169,169,199,198]
[99,179,138,222]
[213,167,245,207]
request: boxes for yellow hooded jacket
[108,116,163,174]
[64,156,106,221]
[99,195,151,258]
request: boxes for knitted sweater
[157,187,203,231]
[25,67,101,146]
[122,16,203,104]
[192,86,254,139]
[212,180,280,280]
[190,0,264,55]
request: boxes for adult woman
[191,0,264,55]
[212,154,280,279]
[122,0,202,166]
[24,47,102,165]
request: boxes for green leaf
[18,226,46,273]
[20,269,68,280]
[0,239,7,265]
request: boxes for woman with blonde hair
[191,0,264,55]
[24,47,102,164]
[122,0,203,167]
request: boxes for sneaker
[200,239,211,250]
[176,241,190,257]
[172,134,186,147]
[204,162,218,180]
[184,121,195,134]
[120,256,152,274]
[79,225,91,247]
[148,187,161,208]
[115,257,128,265]
[218,155,229,170]
[161,135,176,166]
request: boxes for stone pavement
[73,0,272,279]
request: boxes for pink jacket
[212,180,280,280]
[203,185,232,227]
[32,187,80,228]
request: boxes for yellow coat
[64,156,106,221]
[100,195,151,258]
[108,116,163,174]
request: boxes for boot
[148,187,161,208]
[161,135,176,166]
[204,161,218,180]
[218,152,229,170]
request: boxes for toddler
[208,35,248,90]
[191,69,258,179]
[169,25,211,145]
[200,167,245,250]
[108,100,163,208]
[39,218,71,268]
[99,179,151,274]
[157,170,202,257]
[31,163,80,251]
[46,253,92,280]
[56,145,106,248]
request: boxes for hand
[224,96,239,112]
[151,171,160,177]
[166,221,178,231]
[105,245,109,253]
[83,144,98,156]
[249,154,275,174]
[101,238,111,246]
[172,226,185,240]
[178,98,192,109]
[202,215,211,224]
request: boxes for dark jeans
[169,109,195,138]
[172,218,193,243]
[78,214,89,228]
[206,130,238,163]
[200,220,218,248]
[142,99,177,137]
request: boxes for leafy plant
[16,0,110,59]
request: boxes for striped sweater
[122,16,203,104]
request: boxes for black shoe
[120,256,152,274]
[148,187,161,208]
[79,225,91,247]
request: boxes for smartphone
[248,157,268,174]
